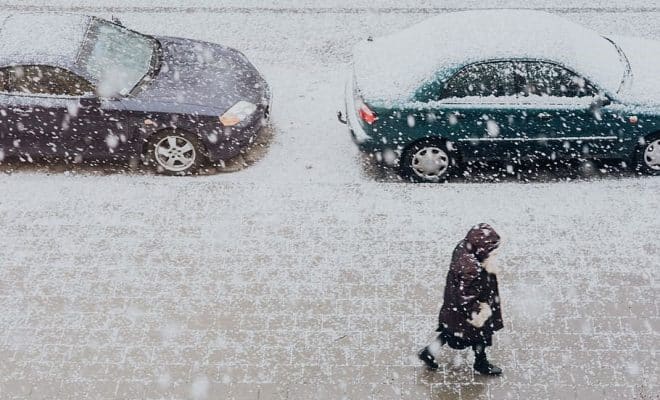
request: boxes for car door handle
[538,112,552,120]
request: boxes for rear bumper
[342,76,402,165]
[344,74,373,148]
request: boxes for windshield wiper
[149,38,163,79]
[129,38,162,96]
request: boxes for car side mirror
[592,94,612,107]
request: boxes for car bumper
[205,92,272,162]
[344,74,373,149]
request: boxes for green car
[342,10,660,182]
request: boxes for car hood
[612,35,660,107]
[131,36,268,114]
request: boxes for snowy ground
[0,2,658,399]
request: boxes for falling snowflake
[106,133,120,150]
[486,120,500,137]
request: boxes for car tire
[146,130,206,176]
[399,139,454,183]
[635,134,660,176]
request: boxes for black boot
[418,347,439,369]
[473,347,502,376]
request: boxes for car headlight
[220,101,257,126]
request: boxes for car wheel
[147,130,206,175]
[400,139,453,182]
[636,135,660,176]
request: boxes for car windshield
[78,19,157,97]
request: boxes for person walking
[418,223,504,375]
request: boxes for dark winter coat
[437,223,504,345]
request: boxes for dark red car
[0,13,271,174]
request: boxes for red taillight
[358,104,378,125]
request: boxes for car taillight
[353,79,377,125]
[358,103,378,125]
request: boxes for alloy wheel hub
[155,136,196,172]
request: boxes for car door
[5,64,130,161]
[0,66,54,159]
[433,61,532,160]
[519,61,624,159]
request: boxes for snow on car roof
[610,35,660,107]
[353,10,625,105]
[0,13,91,69]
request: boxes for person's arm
[456,254,492,328]
[456,254,484,319]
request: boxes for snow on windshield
[78,19,155,97]
[354,10,625,105]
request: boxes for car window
[7,65,94,97]
[441,62,523,99]
[522,62,596,97]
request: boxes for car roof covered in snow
[0,13,92,70]
[353,10,625,105]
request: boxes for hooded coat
[437,224,504,346]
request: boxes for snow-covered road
[0,2,658,399]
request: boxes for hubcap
[154,135,196,172]
[644,139,660,171]
[411,146,449,181]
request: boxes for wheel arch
[642,130,660,142]
[402,135,462,162]
[633,129,660,159]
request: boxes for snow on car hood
[353,10,624,106]
[131,36,266,114]
[612,35,660,107]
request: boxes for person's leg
[472,343,502,375]
[428,335,446,357]
[418,335,446,369]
